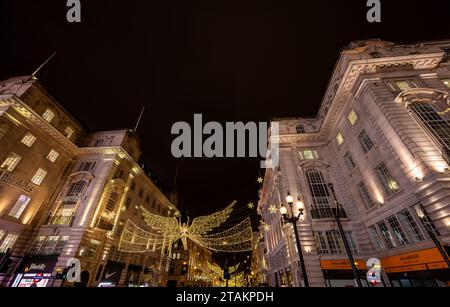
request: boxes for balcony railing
[44,214,76,226]
[0,168,34,193]
[310,207,347,219]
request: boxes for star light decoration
[247,202,254,209]
[268,205,278,214]
[118,201,254,253]
[257,177,264,184]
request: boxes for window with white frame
[358,129,374,153]
[65,180,87,199]
[375,162,400,195]
[397,209,425,243]
[300,150,318,160]
[40,236,60,255]
[305,169,332,218]
[42,109,55,122]
[21,132,37,147]
[387,215,409,246]
[343,151,356,170]
[357,181,374,209]
[53,236,69,255]
[347,110,358,126]
[412,203,440,237]
[0,233,19,253]
[314,232,328,255]
[377,221,396,249]
[336,132,344,146]
[344,231,359,254]
[9,195,31,219]
[29,236,46,255]
[368,225,384,251]
[78,161,97,173]
[1,152,22,172]
[64,126,74,139]
[325,230,344,254]
[46,149,59,163]
[31,168,47,185]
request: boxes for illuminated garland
[118,201,253,253]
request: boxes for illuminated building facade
[0,76,176,287]
[258,40,450,287]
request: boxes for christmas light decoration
[118,201,254,253]
[247,202,254,209]
[268,205,278,214]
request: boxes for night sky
[1,0,450,219]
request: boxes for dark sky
[1,0,450,218]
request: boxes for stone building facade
[0,76,176,287]
[258,40,450,287]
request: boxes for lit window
[21,132,37,147]
[375,162,399,195]
[395,81,413,91]
[46,149,60,163]
[442,79,450,89]
[300,150,318,160]
[31,168,48,185]
[0,233,19,253]
[336,132,344,146]
[347,110,358,126]
[9,195,31,219]
[64,127,74,139]
[1,152,22,172]
[42,109,55,122]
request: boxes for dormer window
[64,126,74,139]
[42,109,55,123]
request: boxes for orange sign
[320,259,367,270]
[381,248,449,273]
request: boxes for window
[326,231,344,254]
[0,230,5,242]
[31,168,47,185]
[357,182,373,209]
[41,236,60,255]
[358,130,374,153]
[125,197,131,210]
[387,215,409,246]
[46,149,59,163]
[368,225,383,251]
[375,162,399,195]
[314,232,328,255]
[398,209,425,243]
[1,152,22,172]
[138,189,144,198]
[64,127,74,139]
[29,236,46,255]
[78,161,97,173]
[345,231,359,254]
[106,191,119,212]
[336,132,344,146]
[408,102,450,154]
[306,169,332,218]
[296,125,305,134]
[443,79,450,88]
[377,221,396,249]
[395,81,413,91]
[66,181,87,199]
[348,110,358,126]
[343,151,356,170]
[42,109,55,122]
[9,195,31,219]
[54,236,69,255]
[130,180,136,191]
[412,203,440,237]
[21,132,37,147]
[85,239,100,258]
[300,150,318,160]
[0,233,19,253]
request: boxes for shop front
[98,261,125,287]
[11,257,58,287]
[381,248,450,287]
[320,259,370,287]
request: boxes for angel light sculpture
[119,201,254,253]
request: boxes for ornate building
[258,40,450,287]
[0,76,176,287]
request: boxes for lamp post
[327,183,363,287]
[280,193,309,287]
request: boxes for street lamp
[327,183,363,287]
[280,193,309,287]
